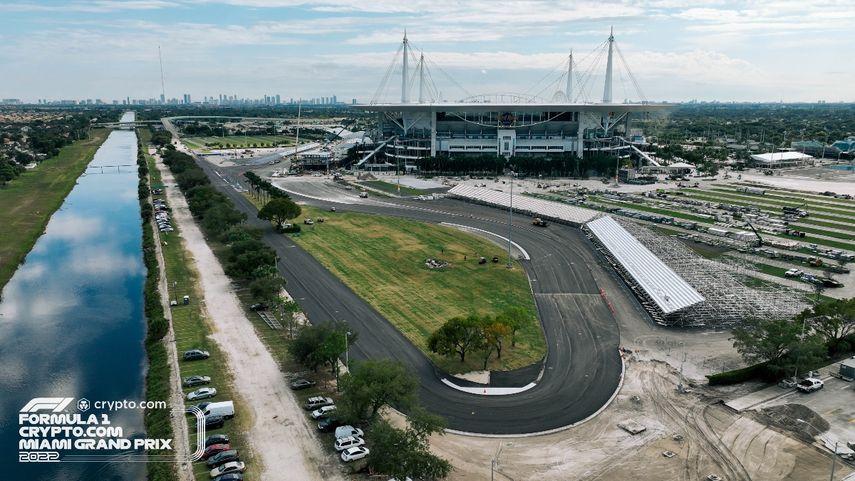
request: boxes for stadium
[352,30,672,169]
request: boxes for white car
[311,405,336,419]
[334,435,365,452]
[187,387,217,401]
[304,396,334,410]
[340,446,369,462]
[785,268,804,277]
[335,425,364,440]
[796,378,823,393]
[209,461,245,478]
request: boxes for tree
[367,408,450,481]
[287,322,356,383]
[797,298,855,350]
[480,318,512,369]
[258,197,301,229]
[498,307,531,347]
[731,317,801,365]
[428,316,484,363]
[249,275,285,303]
[338,359,417,424]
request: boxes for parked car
[185,402,211,415]
[204,415,225,429]
[290,379,316,390]
[359,192,368,198]
[304,218,314,225]
[334,436,365,452]
[187,387,218,401]
[206,449,239,468]
[784,268,803,277]
[311,405,336,419]
[329,207,336,212]
[204,434,230,447]
[822,278,843,288]
[183,375,212,387]
[212,474,243,481]
[797,378,824,393]
[203,401,235,419]
[340,446,369,462]
[317,417,342,432]
[334,425,364,439]
[201,443,231,460]
[304,396,334,410]
[249,302,268,311]
[209,461,246,478]
[183,349,210,361]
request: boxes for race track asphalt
[192,164,626,435]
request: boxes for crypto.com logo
[19,398,74,413]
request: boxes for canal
[0,119,149,480]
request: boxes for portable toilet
[841,358,855,380]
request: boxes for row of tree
[731,297,855,380]
[156,133,288,295]
[428,307,532,369]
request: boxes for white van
[203,401,235,419]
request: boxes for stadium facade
[352,31,671,168]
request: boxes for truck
[532,217,548,227]
[203,401,235,419]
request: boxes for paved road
[192,163,625,434]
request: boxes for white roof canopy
[587,216,704,314]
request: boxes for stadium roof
[750,152,813,163]
[586,216,704,314]
[352,102,672,113]
[448,184,599,225]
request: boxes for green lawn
[0,129,109,293]
[141,130,258,481]
[288,206,544,373]
[183,135,295,150]
[359,180,429,197]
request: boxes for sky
[1,0,854,103]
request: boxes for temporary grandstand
[592,217,808,327]
[586,216,704,323]
[448,184,599,226]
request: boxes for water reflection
[0,128,147,481]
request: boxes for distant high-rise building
[275,94,281,105]
[183,94,191,104]
[332,95,337,104]
[352,98,357,105]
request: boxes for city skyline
[1,0,854,103]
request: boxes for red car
[202,443,231,460]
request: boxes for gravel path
[154,153,341,481]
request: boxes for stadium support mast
[401,30,409,103]
[158,45,166,104]
[418,53,425,104]
[566,50,573,102]
[602,28,614,103]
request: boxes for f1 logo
[19,397,74,413]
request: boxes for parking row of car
[181,349,245,480]
[152,198,173,233]
[301,393,370,463]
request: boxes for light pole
[507,171,514,269]
[344,331,352,369]
[796,418,837,481]
[793,315,808,380]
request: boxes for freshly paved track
[193,164,623,434]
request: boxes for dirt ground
[427,358,853,481]
[155,154,344,481]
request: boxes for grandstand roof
[750,152,813,163]
[586,216,704,314]
[448,184,599,225]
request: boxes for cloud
[0,0,179,13]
